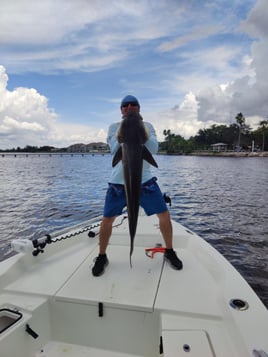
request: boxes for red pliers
[145,247,166,259]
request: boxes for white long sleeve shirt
[107,121,158,184]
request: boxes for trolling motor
[10,234,52,256]
[32,234,52,256]
[10,221,101,256]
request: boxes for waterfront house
[211,143,228,152]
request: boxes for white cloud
[50,122,107,148]
[0,65,55,148]
[2,116,45,132]
[147,92,203,140]
[239,0,268,38]
[0,0,119,45]
[1,0,266,148]
[0,65,106,149]
[195,0,268,129]
[158,25,224,52]
[146,0,267,138]
[0,0,184,74]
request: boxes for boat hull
[0,214,267,356]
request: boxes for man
[92,95,183,276]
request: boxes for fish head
[117,112,148,144]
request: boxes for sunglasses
[121,102,139,108]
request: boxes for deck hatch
[0,308,23,334]
[162,330,214,356]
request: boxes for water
[0,153,267,307]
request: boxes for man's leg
[92,183,126,276]
[92,216,116,276]
[157,210,173,249]
[99,216,116,254]
[157,210,183,270]
[140,179,183,270]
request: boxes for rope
[51,221,102,243]
[32,215,128,256]
[51,215,127,243]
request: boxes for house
[85,142,109,152]
[67,142,109,153]
[211,143,227,152]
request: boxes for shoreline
[1,151,268,158]
[188,151,268,157]
[159,151,268,157]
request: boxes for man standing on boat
[92,95,183,276]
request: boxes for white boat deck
[35,341,142,357]
[56,245,163,311]
[3,215,222,317]
[0,214,268,357]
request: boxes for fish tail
[129,243,133,268]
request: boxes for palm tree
[163,129,172,152]
[235,112,245,148]
[259,120,268,151]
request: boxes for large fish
[112,111,158,265]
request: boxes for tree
[194,124,235,149]
[162,129,174,153]
[161,130,190,154]
[259,120,268,151]
[235,112,245,148]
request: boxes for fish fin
[112,147,122,167]
[142,146,158,168]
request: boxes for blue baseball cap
[120,95,140,108]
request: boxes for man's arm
[144,122,159,154]
[107,123,120,155]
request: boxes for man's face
[121,102,140,116]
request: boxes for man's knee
[157,210,170,222]
[101,216,116,226]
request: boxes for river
[0,153,267,307]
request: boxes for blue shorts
[103,177,168,217]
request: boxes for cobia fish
[112,111,158,265]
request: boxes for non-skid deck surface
[36,341,142,357]
[155,249,223,318]
[4,214,222,317]
[55,245,164,311]
[4,238,94,296]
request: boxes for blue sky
[1,0,268,149]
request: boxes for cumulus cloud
[239,0,268,38]
[49,122,106,148]
[0,65,105,149]
[147,92,205,140]
[196,0,268,129]
[0,65,56,148]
